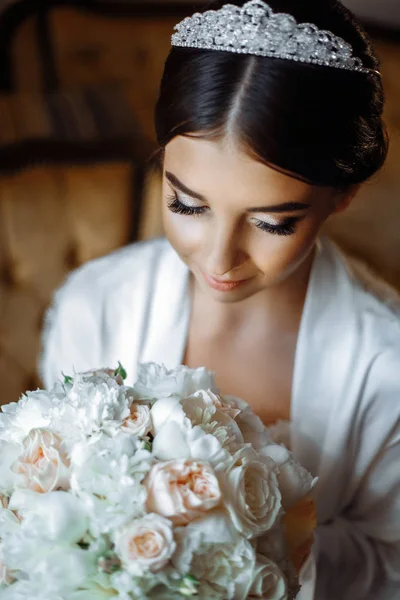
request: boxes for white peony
[133,363,217,401]
[1,546,97,599]
[49,372,132,441]
[0,390,54,445]
[218,446,282,538]
[1,492,95,597]
[70,431,153,536]
[8,490,88,545]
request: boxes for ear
[332,184,361,215]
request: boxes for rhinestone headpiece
[172,0,379,75]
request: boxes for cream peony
[115,514,176,575]
[249,555,288,599]
[12,428,70,493]
[145,460,221,525]
[219,446,282,538]
[122,402,152,437]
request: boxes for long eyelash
[166,193,206,216]
[254,217,299,236]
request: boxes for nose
[205,220,247,277]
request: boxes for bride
[40,1,400,598]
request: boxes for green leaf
[144,440,153,452]
[63,374,73,385]
[114,362,127,380]
[179,574,199,596]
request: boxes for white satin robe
[40,236,400,600]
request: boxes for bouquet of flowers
[0,363,317,600]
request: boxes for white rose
[115,514,176,574]
[12,428,70,493]
[260,444,317,509]
[249,555,288,600]
[145,460,221,526]
[122,402,152,437]
[133,363,217,401]
[218,446,282,538]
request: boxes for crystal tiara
[171,0,380,76]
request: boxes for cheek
[162,205,204,259]
[252,219,322,280]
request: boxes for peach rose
[122,403,152,437]
[12,428,70,493]
[282,494,317,573]
[115,514,176,574]
[145,460,221,525]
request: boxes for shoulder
[319,237,400,354]
[58,237,174,301]
[40,238,180,387]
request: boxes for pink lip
[204,273,249,292]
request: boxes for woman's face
[162,136,351,303]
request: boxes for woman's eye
[166,192,207,216]
[252,217,299,236]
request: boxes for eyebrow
[165,171,310,213]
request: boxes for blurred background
[0,0,399,405]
